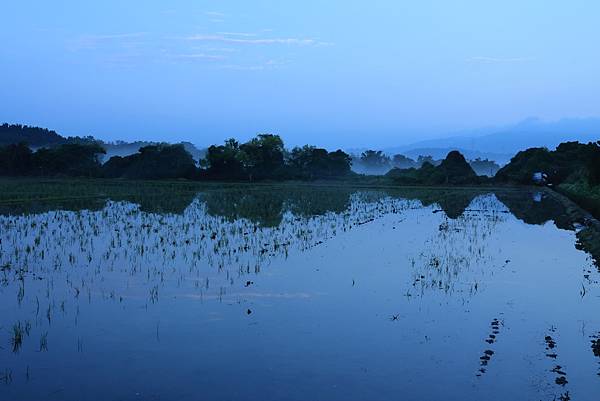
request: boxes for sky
[1,0,600,149]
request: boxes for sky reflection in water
[0,186,598,401]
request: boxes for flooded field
[1,182,599,401]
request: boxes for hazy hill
[0,123,205,164]
[385,117,600,164]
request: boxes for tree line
[201,135,351,180]
[1,122,598,195]
[382,141,600,188]
[0,134,352,181]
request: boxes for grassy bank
[557,181,600,220]
[0,176,510,203]
[545,187,600,268]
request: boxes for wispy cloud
[219,64,268,71]
[168,53,225,61]
[68,27,330,70]
[468,56,534,64]
[205,11,226,18]
[216,32,258,37]
[185,33,330,46]
[202,47,238,53]
[218,58,289,71]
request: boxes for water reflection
[0,185,598,401]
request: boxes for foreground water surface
[0,184,599,401]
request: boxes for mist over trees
[103,144,197,179]
[0,131,354,181]
[469,158,501,177]
[0,123,205,164]
[392,154,418,169]
[351,151,458,175]
[351,151,416,175]
[386,151,483,185]
[1,123,599,212]
[0,123,508,180]
[355,150,391,174]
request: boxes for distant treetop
[0,123,66,147]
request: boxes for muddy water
[0,186,598,401]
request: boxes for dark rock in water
[555,376,568,386]
[245,281,254,287]
[484,350,494,356]
[246,309,252,315]
[591,335,600,357]
[546,353,558,359]
[544,336,556,350]
[545,335,556,349]
[558,392,571,401]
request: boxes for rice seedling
[0,181,598,399]
[39,332,48,352]
[11,322,24,353]
[1,369,12,384]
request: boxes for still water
[0,185,598,401]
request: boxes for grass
[557,180,600,220]
[544,187,600,268]
[1,176,599,388]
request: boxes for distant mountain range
[383,117,600,164]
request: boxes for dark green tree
[32,143,106,177]
[103,144,196,179]
[239,134,286,180]
[288,146,351,179]
[0,143,34,175]
[202,139,245,180]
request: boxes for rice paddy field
[0,179,599,401]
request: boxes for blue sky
[1,0,599,148]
